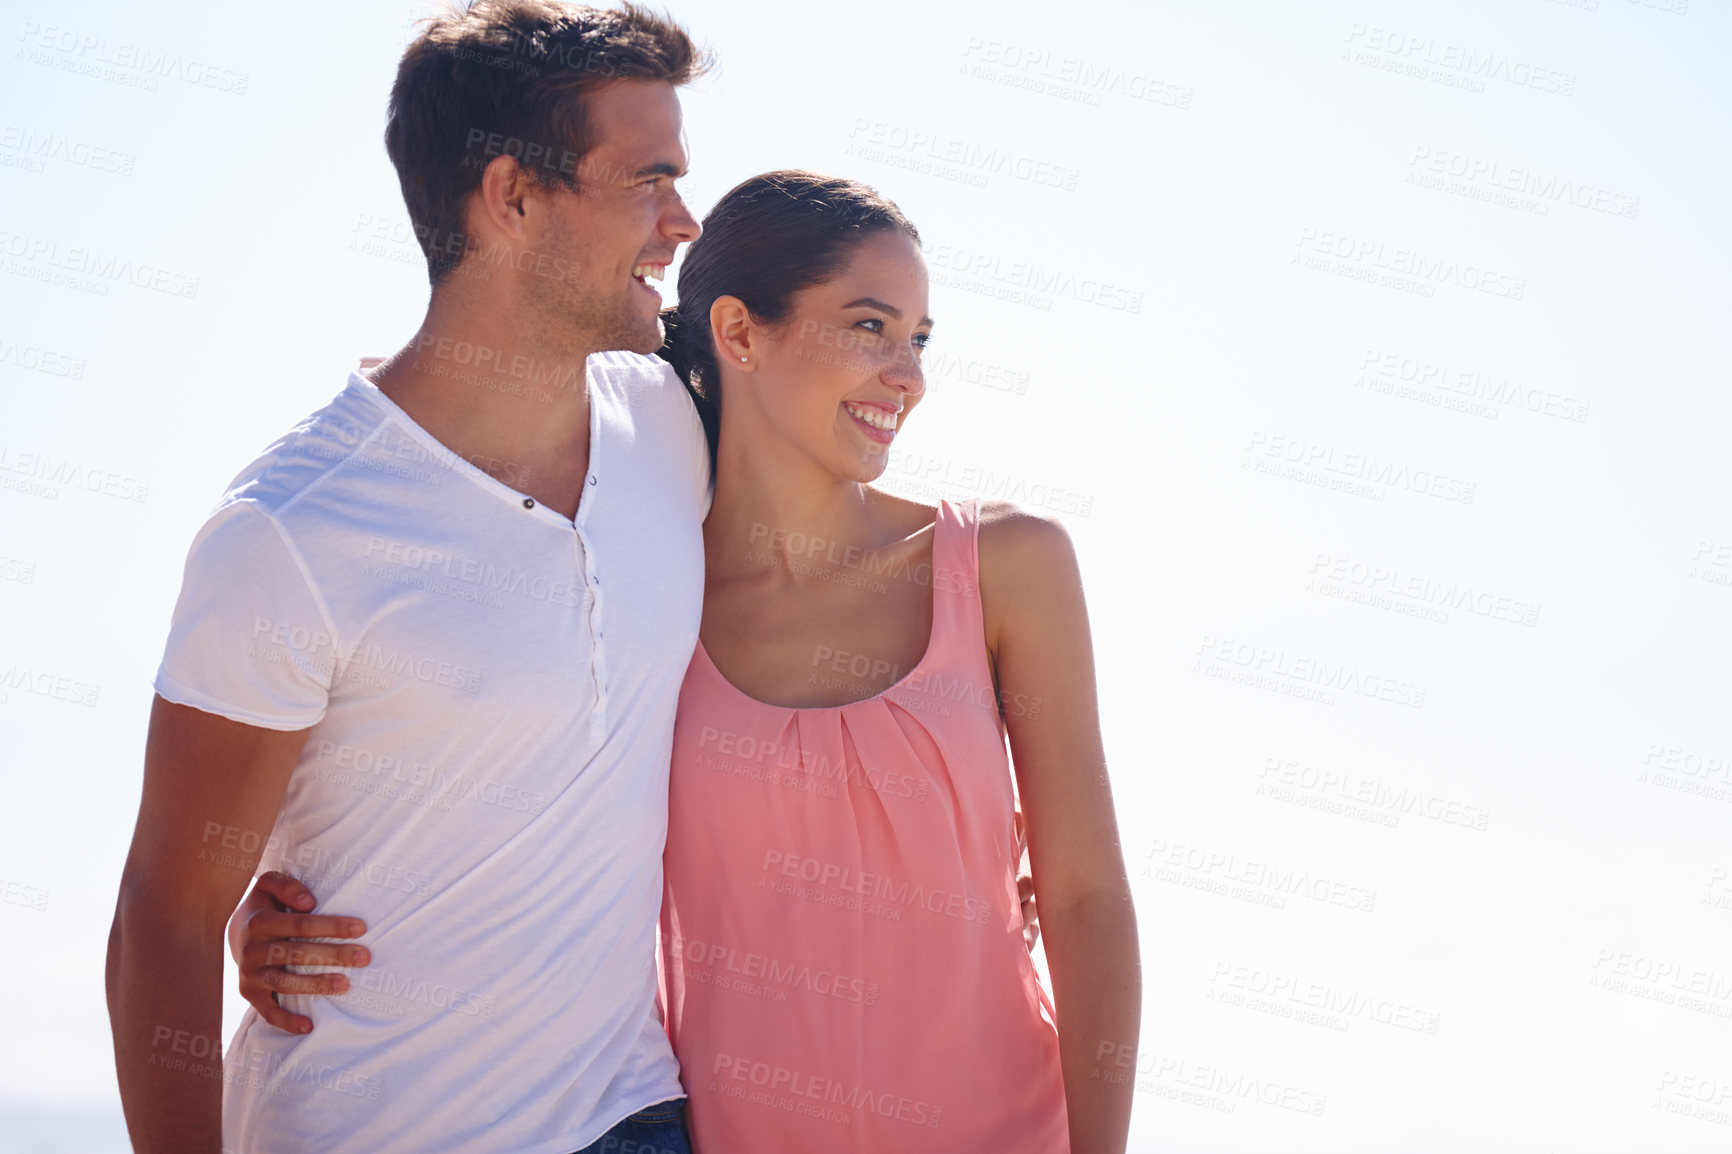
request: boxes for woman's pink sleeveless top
[659,499,1070,1152]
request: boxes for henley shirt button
[522,497,535,509]
[588,476,597,486]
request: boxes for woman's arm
[979,501,1141,1154]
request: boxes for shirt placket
[574,471,608,739]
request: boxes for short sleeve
[153,500,337,731]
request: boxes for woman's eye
[855,319,886,335]
[913,332,932,349]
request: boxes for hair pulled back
[657,170,921,454]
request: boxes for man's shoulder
[588,350,706,445]
[218,375,389,516]
[588,350,686,399]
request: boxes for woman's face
[741,230,932,484]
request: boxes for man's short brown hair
[386,1,709,285]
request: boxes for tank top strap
[927,498,986,668]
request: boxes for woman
[231,172,1139,1152]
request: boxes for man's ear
[472,154,533,239]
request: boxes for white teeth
[632,264,665,282]
[844,402,899,432]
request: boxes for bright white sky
[3,0,1730,1150]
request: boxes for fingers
[242,938,370,972]
[253,869,319,912]
[1020,891,1040,951]
[254,1000,315,1036]
[246,910,368,943]
[238,976,316,1036]
[237,929,369,1016]
[238,940,368,1037]
[245,964,355,997]
[1012,815,1033,951]
[230,874,328,964]
[233,900,370,1037]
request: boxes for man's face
[519,79,699,357]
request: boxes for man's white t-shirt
[154,352,710,1153]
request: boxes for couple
[105,3,1139,1152]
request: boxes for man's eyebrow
[632,162,686,179]
[842,297,935,327]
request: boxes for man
[106,4,714,1151]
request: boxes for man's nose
[663,193,701,244]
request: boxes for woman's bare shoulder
[977,499,1076,570]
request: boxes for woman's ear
[709,295,756,368]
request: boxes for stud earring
[739,356,748,363]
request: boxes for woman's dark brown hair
[657,170,921,455]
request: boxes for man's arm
[106,696,311,1154]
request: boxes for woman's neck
[705,425,882,574]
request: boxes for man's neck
[368,310,597,520]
